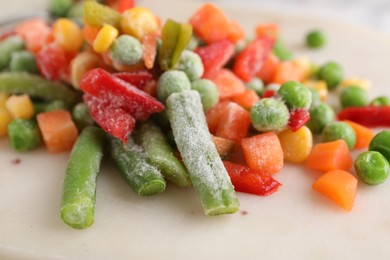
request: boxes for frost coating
[157,70,191,102]
[167,90,239,215]
[108,35,143,66]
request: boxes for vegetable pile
[1,0,390,229]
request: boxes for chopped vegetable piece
[369,130,390,162]
[0,72,77,106]
[256,54,279,84]
[120,7,159,40]
[83,1,121,29]
[354,151,390,185]
[337,106,390,128]
[36,43,72,81]
[223,161,281,196]
[205,101,230,134]
[37,110,78,153]
[9,51,39,74]
[312,170,357,211]
[195,40,234,75]
[321,121,356,150]
[7,119,41,152]
[167,90,239,215]
[241,132,284,174]
[71,51,106,89]
[53,18,83,52]
[5,94,34,119]
[142,33,158,69]
[110,136,166,196]
[0,36,25,70]
[288,109,310,132]
[134,121,191,187]
[15,19,53,54]
[343,120,374,149]
[306,140,353,172]
[272,61,304,84]
[278,126,313,163]
[60,126,106,229]
[212,136,235,159]
[231,89,260,110]
[206,69,245,100]
[93,24,119,54]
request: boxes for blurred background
[1,0,390,33]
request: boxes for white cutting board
[1,0,390,259]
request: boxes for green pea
[308,88,321,109]
[108,35,143,66]
[0,36,25,71]
[191,79,219,111]
[175,50,204,81]
[306,102,335,134]
[306,30,326,48]
[278,81,312,109]
[246,77,264,96]
[48,0,73,17]
[369,130,390,162]
[355,151,390,185]
[7,119,41,152]
[157,70,191,102]
[272,38,293,61]
[340,86,368,108]
[186,35,200,51]
[321,121,356,149]
[9,51,39,74]
[318,62,344,90]
[250,98,290,132]
[370,96,390,106]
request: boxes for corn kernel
[71,51,105,88]
[93,24,119,53]
[304,80,328,101]
[53,18,83,52]
[121,7,159,40]
[5,95,35,119]
[0,108,12,137]
[341,76,371,91]
[278,126,313,163]
[0,93,9,109]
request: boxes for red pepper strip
[233,36,274,82]
[80,68,164,121]
[288,108,310,131]
[223,161,281,196]
[114,70,154,89]
[84,94,135,143]
[337,106,390,128]
[262,90,275,98]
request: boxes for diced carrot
[15,19,54,54]
[189,3,231,44]
[241,132,284,174]
[37,110,78,153]
[116,0,135,13]
[255,23,279,40]
[306,140,353,172]
[312,170,358,211]
[256,54,279,83]
[231,89,259,109]
[142,33,158,69]
[82,25,101,46]
[206,69,245,100]
[271,61,305,84]
[212,135,236,159]
[343,120,375,150]
[227,21,245,43]
[216,102,251,143]
[205,101,230,134]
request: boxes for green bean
[0,36,25,71]
[60,126,106,229]
[7,119,41,152]
[83,1,121,29]
[72,102,94,131]
[167,90,239,215]
[0,72,78,106]
[9,51,39,74]
[48,0,73,17]
[110,137,166,196]
[33,100,68,115]
[134,121,191,187]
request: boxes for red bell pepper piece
[114,70,154,89]
[337,106,390,128]
[142,33,158,69]
[262,90,276,98]
[233,37,274,82]
[288,108,310,131]
[223,161,281,196]
[80,68,164,121]
[116,0,135,13]
[84,94,135,143]
[194,40,234,76]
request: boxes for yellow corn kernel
[0,93,9,109]
[304,80,328,101]
[5,95,35,119]
[340,76,371,91]
[291,57,315,81]
[278,126,313,163]
[53,18,84,52]
[93,24,119,54]
[0,108,12,137]
[121,7,159,40]
[71,51,105,89]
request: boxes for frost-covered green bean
[278,81,312,109]
[191,79,219,111]
[306,102,335,134]
[157,70,191,102]
[321,121,356,150]
[175,50,204,81]
[354,151,390,185]
[72,102,95,131]
[250,98,289,132]
[0,36,25,70]
[108,35,143,66]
